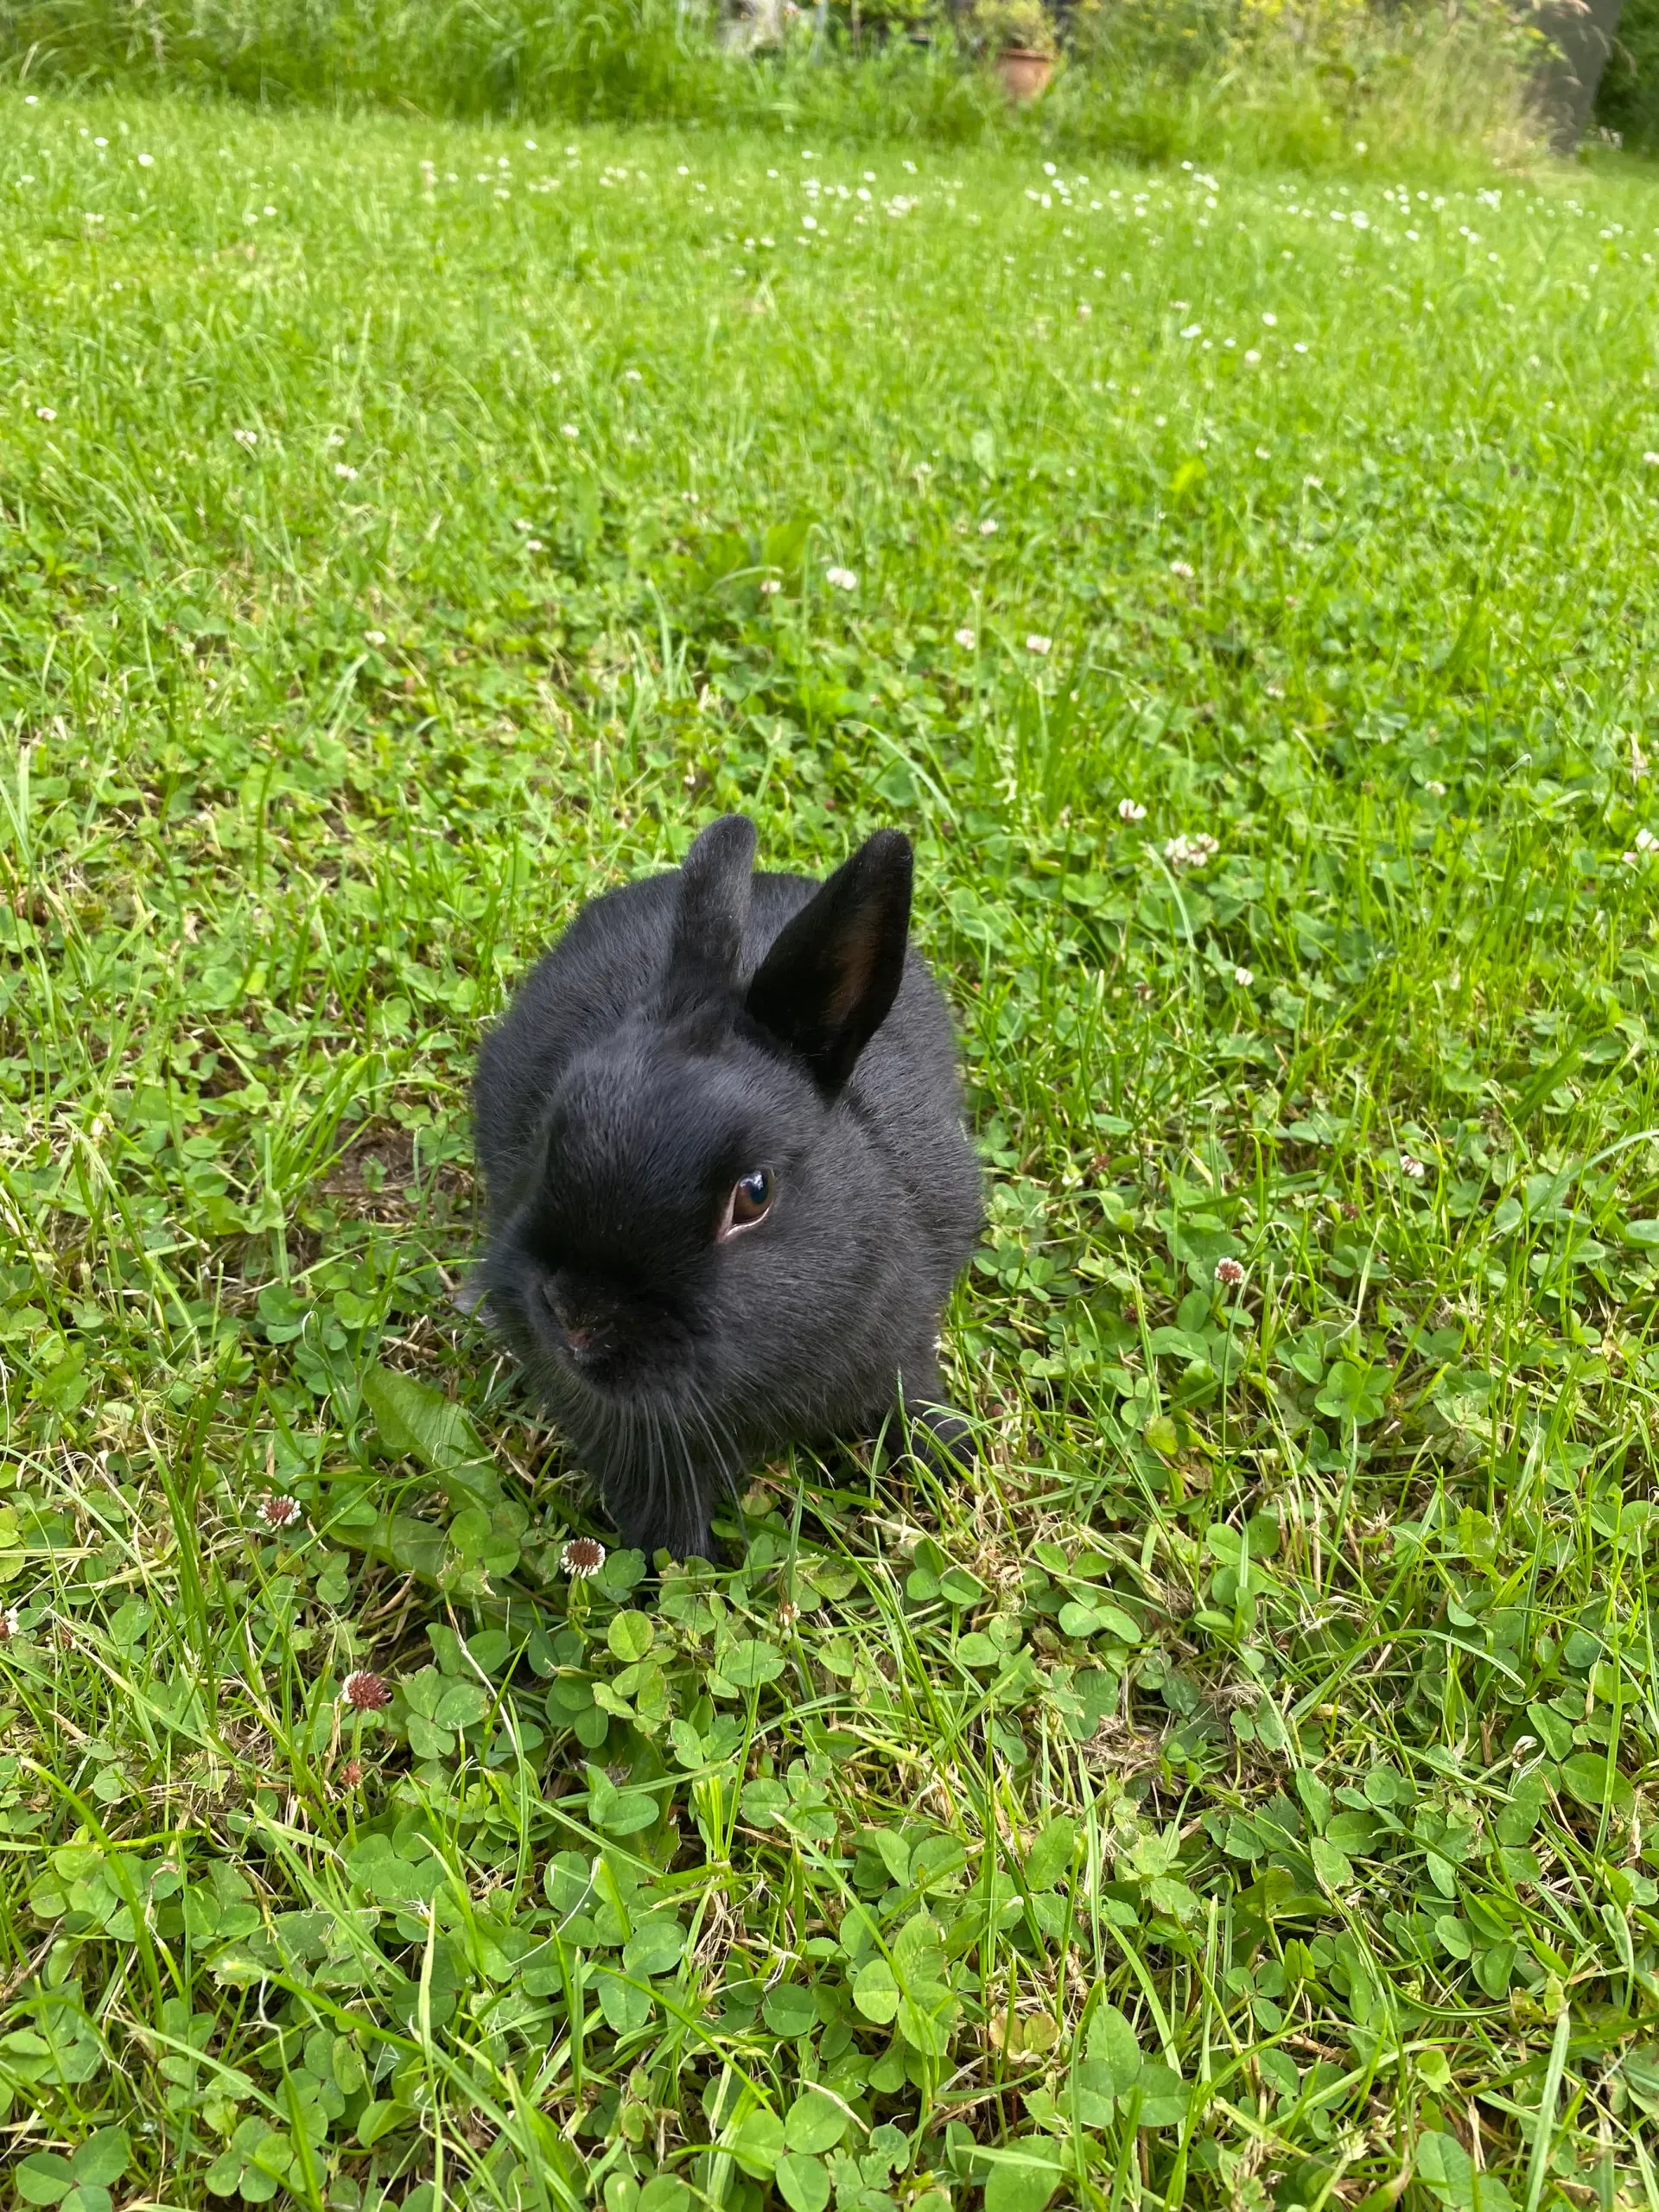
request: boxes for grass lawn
[4,87,1659,2210]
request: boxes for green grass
[3,88,1659,2212]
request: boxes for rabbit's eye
[720,1168,774,1240]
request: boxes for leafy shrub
[1053,0,1546,168]
[1594,0,1659,147]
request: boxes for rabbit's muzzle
[542,1281,609,1362]
[539,1275,689,1392]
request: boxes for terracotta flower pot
[995,45,1053,99]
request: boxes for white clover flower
[560,423,580,439]
[1170,560,1194,579]
[1262,311,1278,326]
[955,626,976,648]
[1180,323,1203,340]
[1266,683,1285,698]
[979,518,998,536]
[1637,827,1657,852]
[760,577,782,594]
[35,406,56,423]
[1425,779,1446,796]
[137,153,154,168]
[1118,798,1147,822]
[825,566,857,591]
[1646,451,1659,467]
[233,429,258,447]
[1400,1154,1427,1181]
[624,369,643,382]
[1025,634,1052,655]
[1294,341,1309,354]
[1234,966,1254,987]
[1244,348,1262,364]
[334,463,358,480]
[1215,1256,1245,1287]
[364,629,386,645]
[562,1536,607,1578]
[1164,832,1219,872]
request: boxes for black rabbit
[473,815,982,1560]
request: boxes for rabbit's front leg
[897,1350,976,1476]
[602,1456,718,1566]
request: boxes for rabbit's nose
[543,1279,616,1363]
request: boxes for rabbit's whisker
[683,1384,738,1497]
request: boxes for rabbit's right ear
[747,830,912,1093]
[661,814,757,1019]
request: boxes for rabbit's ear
[747,830,912,1092]
[662,815,757,1016]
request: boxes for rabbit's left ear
[747,830,912,1093]
[662,815,757,1017]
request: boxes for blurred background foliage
[0,0,1594,173]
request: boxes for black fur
[473,817,982,1560]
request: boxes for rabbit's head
[482,816,914,1414]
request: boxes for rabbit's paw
[906,1402,977,1477]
